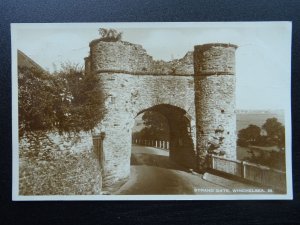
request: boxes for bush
[18,67,58,135]
[98,28,122,42]
[18,64,105,136]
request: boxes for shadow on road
[130,153,187,172]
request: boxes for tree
[18,66,59,135]
[18,64,105,136]
[237,124,261,147]
[262,117,285,149]
[54,64,105,133]
[132,111,170,141]
[238,117,286,170]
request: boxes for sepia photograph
[11,22,292,200]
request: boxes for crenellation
[89,40,194,76]
[194,44,237,76]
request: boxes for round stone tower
[193,43,238,170]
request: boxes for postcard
[12,22,292,200]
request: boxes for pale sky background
[12,22,292,110]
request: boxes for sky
[12,22,292,110]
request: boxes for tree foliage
[237,117,286,170]
[237,125,261,147]
[262,117,285,148]
[244,148,286,171]
[54,64,104,133]
[237,117,285,149]
[18,64,105,136]
[132,111,170,141]
[19,67,59,134]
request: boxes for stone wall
[88,40,193,76]
[93,72,196,188]
[87,39,237,188]
[194,44,237,170]
[19,131,101,195]
[19,131,93,155]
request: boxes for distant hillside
[236,109,285,131]
[133,110,285,133]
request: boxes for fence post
[241,161,246,179]
[166,141,169,150]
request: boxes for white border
[11,22,293,201]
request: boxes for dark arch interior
[132,104,196,169]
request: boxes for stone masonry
[194,44,238,169]
[85,39,238,189]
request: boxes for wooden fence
[208,154,286,193]
[132,139,170,150]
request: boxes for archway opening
[131,110,172,170]
[131,104,196,170]
[112,104,198,194]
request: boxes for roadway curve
[114,145,221,195]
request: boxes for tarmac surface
[114,145,266,195]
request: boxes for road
[114,145,222,195]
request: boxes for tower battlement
[87,40,194,76]
[194,43,237,76]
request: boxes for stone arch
[133,104,197,168]
[86,39,238,190]
[98,102,197,190]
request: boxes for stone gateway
[84,38,238,189]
